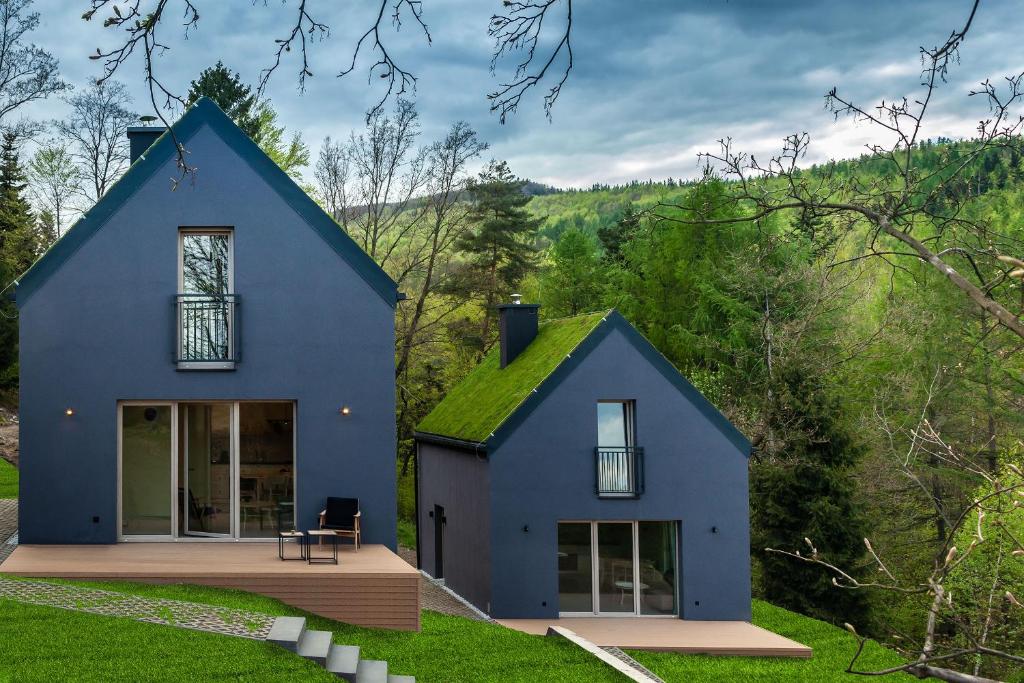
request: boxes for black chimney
[127,126,166,164]
[497,295,540,368]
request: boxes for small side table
[306,530,338,564]
[278,530,306,561]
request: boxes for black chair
[178,487,216,532]
[318,497,361,550]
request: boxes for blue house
[415,303,752,621]
[15,98,400,547]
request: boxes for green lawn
[2,579,619,683]
[0,459,16,499]
[7,578,909,682]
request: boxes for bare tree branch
[487,0,572,123]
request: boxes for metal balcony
[174,293,240,370]
[595,446,644,498]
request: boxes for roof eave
[15,97,398,308]
[413,431,489,454]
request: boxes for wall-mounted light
[522,524,530,533]
[711,526,718,534]
[65,408,74,417]
[339,406,351,416]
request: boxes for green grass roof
[416,310,610,444]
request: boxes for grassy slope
[0,599,336,683]
[13,578,907,682]
[0,459,16,498]
[7,579,619,683]
[417,310,607,443]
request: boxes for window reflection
[182,232,230,294]
[639,521,677,615]
[557,523,593,612]
[597,401,630,448]
[239,402,295,537]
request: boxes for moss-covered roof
[416,310,609,444]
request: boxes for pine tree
[598,202,640,265]
[0,131,39,388]
[187,62,309,176]
[540,227,604,316]
[186,62,261,139]
[452,160,542,352]
[751,366,870,628]
[0,131,41,276]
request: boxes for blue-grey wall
[487,325,751,620]
[17,122,397,546]
[416,442,491,611]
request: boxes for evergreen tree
[751,366,870,628]
[452,160,541,352]
[186,62,309,177]
[540,226,604,317]
[186,62,261,138]
[0,131,40,388]
[0,131,41,276]
[598,202,640,265]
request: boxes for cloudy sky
[21,0,1024,188]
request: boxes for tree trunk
[395,227,440,379]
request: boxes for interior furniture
[178,487,218,533]
[318,497,361,551]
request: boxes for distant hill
[526,138,1024,242]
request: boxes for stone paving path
[602,646,667,683]
[397,546,488,621]
[0,577,276,639]
[0,498,17,565]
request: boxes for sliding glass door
[638,521,677,615]
[557,521,678,616]
[180,404,233,537]
[121,405,174,537]
[239,402,295,537]
[120,401,294,541]
[597,522,635,613]
[557,522,595,612]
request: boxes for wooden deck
[497,617,812,657]
[0,542,420,631]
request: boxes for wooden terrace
[497,617,812,657]
[0,542,420,631]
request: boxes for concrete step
[266,616,306,652]
[387,676,415,683]
[547,626,653,683]
[326,644,361,681]
[297,629,333,666]
[355,659,388,683]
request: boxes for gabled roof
[415,309,751,455]
[15,97,398,307]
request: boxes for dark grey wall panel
[417,442,491,613]
[488,326,751,621]
[18,123,397,546]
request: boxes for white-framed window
[176,228,237,368]
[179,228,233,295]
[596,400,640,496]
[597,400,635,449]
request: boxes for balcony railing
[174,293,240,369]
[594,446,644,498]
